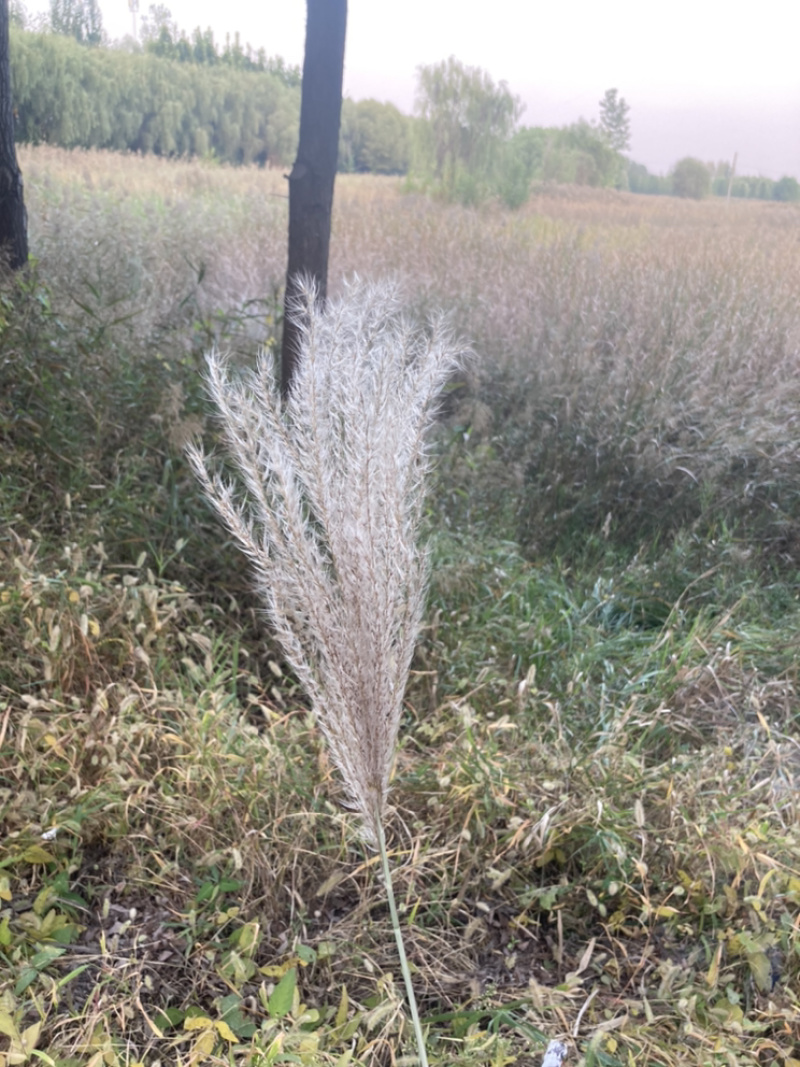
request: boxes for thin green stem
[377,817,429,1067]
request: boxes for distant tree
[139,5,301,81]
[773,175,800,202]
[281,0,347,396]
[339,98,410,174]
[598,88,630,153]
[49,0,103,44]
[554,120,620,186]
[494,126,548,208]
[671,156,711,199]
[10,28,300,164]
[139,3,173,42]
[627,160,669,195]
[0,0,27,268]
[414,55,521,202]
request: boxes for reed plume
[187,277,463,846]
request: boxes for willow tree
[414,55,521,203]
[280,0,347,396]
[0,0,28,269]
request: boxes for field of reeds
[2,145,800,1067]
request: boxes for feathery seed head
[187,277,465,845]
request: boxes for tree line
[10,23,300,163]
[9,20,414,171]
[630,158,800,202]
[8,14,797,205]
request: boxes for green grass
[1,148,800,1066]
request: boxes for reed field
[2,146,800,1067]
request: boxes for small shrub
[671,156,711,198]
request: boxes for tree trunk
[0,0,28,271]
[280,0,347,397]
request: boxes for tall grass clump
[329,187,800,564]
[187,277,464,1065]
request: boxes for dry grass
[2,148,800,1066]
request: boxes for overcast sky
[22,0,800,178]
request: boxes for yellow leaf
[214,1020,238,1043]
[299,1033,319,1056]
[161,733,189,746]
[0,1010,20,1041]
[706,942,722,987]
[89,618,101,637]
[184,1016,214,1032]
[20,1021,42,1053]
[44,734,65,756]
[260,956,300,978]
[20,845,55,865]
[193,1029,216,1057]
[335,984,349,1029]
[68,590,80,604]
[757,867,778,898]
[0,876,11,903]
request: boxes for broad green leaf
[32,887,55,917]
[340,1015,362,1042]
[31,946,65,970]
[296,943,316,965]
[14,966,40,997]
[154,1007,186,1030]
[267,967,296,1019]
[748,950,773,993]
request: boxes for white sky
[21,0,800,178]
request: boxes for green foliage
[413,55,522,203]
[339,98,410,174]
[48,0,103,45]
[10,25,300,164]
[773,174,800,201]
[627,160,670,194]
[542,121,623,187]
[712,171,800,202]
[492,122,626,205]
[4,150,800,1067]
[670,156,712,198]
[139,3,301,83]
[631,159,800,202]
[598,88,630,152]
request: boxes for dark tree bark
[0,0,27,270]
[281,0,347,397]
